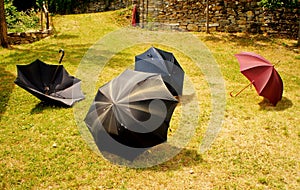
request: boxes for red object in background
[234,52,283,106]
[132,4,137,26]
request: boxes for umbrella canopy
[84,69,178,157]
[135,46,184,96]
[234,52,283,106]
[15,59,85,107]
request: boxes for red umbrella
[231,52,283,106]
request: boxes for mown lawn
[0,9,299,189]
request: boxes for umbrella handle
[58,49,65,64]
[230,81,254,97]
[48,49,65,91]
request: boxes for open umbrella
[84,69,178,159]
[135,46,184,96]
[14,50,85,107]
[231,52,283,106]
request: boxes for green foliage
[259,0,299,9]
[6,0,122,15]
[45,0,116,14]
[12,0,36,11]
[47,0,82,14]
[4,2,39,32]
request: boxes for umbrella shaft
[230,81,253,97]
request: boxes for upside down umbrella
[135,46,184,96]
[15,50,85,107]
[232,52,283,106]
[84,69,178,160]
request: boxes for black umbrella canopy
[15,59,85,107]
[84,70,178,159]
[135,46,184,96]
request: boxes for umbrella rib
[259,70,283,105]
[240,63,272,71]
[253,67,274,94]
[118,85,172,103]
[152,48,169,72]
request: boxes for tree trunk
[0,0,11,49]
[104,0,110,11]
[297,20,300,47]
[206,0,210,34]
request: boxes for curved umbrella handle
[230,81,254,97]
[58,49,65,64]
[49,49,65,89]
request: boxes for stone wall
[74,0,132,13]
[8,29,53,45]
[138,0,299,38]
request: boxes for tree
[298,20,300,46]
[0,0,11,49]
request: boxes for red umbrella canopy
[234,52,283,106]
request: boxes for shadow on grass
[142,147,204,171]
[54,34,79,40]
[5,41,95,68]
[30,101,70,114]
[178,93,196,104]
[202,33,270,48]
[258,97,293,111]
[99,143,203,170]
[0,66,15,121]
[202,33,298,50]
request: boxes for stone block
[209,23,219,27]
[187,23,198,31]
[246,11,254,17]
[237,20,247,25]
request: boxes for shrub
[5,1,40,33]
[259,0,299,9]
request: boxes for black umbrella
[84,70,178,159]
[135,46,184,96]
[14,50,85,107]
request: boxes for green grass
[1,9,300,189]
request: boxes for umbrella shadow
[100,143,204,170]
[30,101,70,114]
[140,147,204,171]
[178,93,196,104]
[259,96,293,111]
